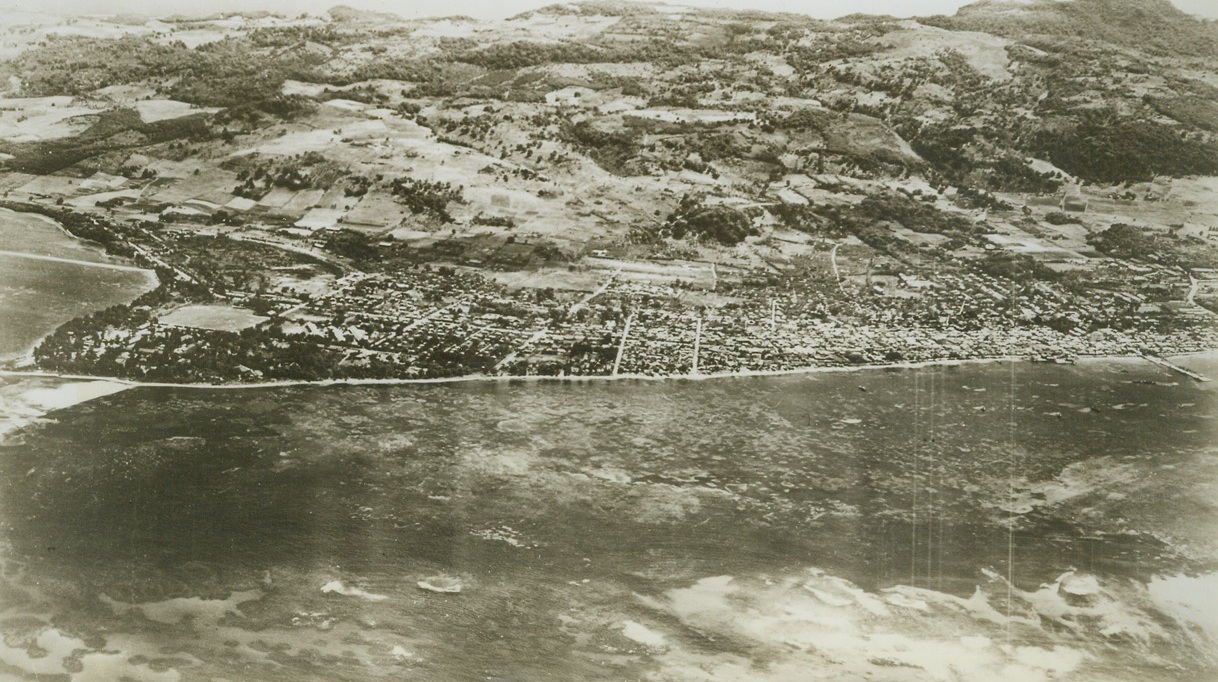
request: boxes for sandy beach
[2,348,1213,446]
[7,348,1217,393]
[0,377,131,443]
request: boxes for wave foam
[321,580,389,601]
[101,589,263,627]
[628,566,1210,681]
[0,378,130,442]
[0,619,184,681]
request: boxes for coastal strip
[0,378,133,442]
[2,351,1201,393]
[1139,353,1212,382]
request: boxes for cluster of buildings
[34,216,1218,381]
[17,184,1215,382]
[199,257,1216,379]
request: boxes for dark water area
[1,358,1216,681]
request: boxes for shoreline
[0,206,131,265]
[0,208,160,365]
[2,206,1214,420]
[3,349,1214,393]
[2,350,1211,443]
[0,264,159,367]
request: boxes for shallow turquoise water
[0,358,1215,680]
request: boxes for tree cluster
[664,194,756,246]
[388,177,464,221]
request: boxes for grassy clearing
[134,100,219,123]
[159,304,267,332]
[0,97,103,142]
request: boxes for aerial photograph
[0,0,1215,679]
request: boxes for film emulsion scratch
[0,1,1216,680]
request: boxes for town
[14,192,1217,383]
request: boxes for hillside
[926,0,1218,57]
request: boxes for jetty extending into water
[1141,353,1212,382]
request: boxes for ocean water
[0,356,1215,681]
[0,208,115,264]
[0,209,156,361]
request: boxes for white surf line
[0,250,150,273]
[611,313,634,377]
[1140,352,1211,382]
[3,350,1207,392]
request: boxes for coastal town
[4,4,1218,682]
[12,192,1217,383]
[1,3,1216,383]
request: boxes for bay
[0,357,1215,681]
[0,208,157,362]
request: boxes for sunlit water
[1,355,1215,681]
[0,209,156,362]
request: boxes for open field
[133,100,219,123]
[0,97,103,142]
[585,256,716,289]
[485,266,606,293]
[878,23,1013,81]
[159,304,267,332]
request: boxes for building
[1147,177,1172,201]
[545,87,601,108]
[1061,194,1088,212]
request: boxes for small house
[545,87,601,108]
[1146,177,1172,201]
[1061,195,1088,213]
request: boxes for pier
[1141,353,1212,382]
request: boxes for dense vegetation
[231,152,335,198]
[1089,224,1218,269]
[557,119,643,176]
[844,193,981,248]
[1025,113,1218,184]
[388,177,464,221]
[10,34,328,108]
[907,123,1063,194]
[0,107,212,175]
[664,194,756,245]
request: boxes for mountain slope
[924,0,1218,57]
